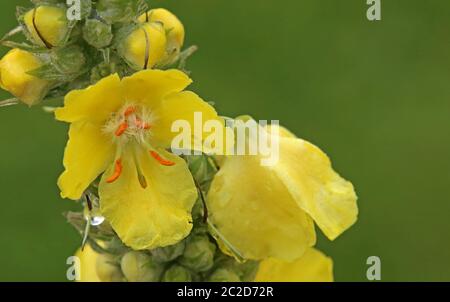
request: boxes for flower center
[104,104,153,144]
[103,104,175,186]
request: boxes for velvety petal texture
[99,148,197,250]
[58,121,114,200]
[122,69,192,107]
[207,154,316,261]
[267,124,358,239]
[207,121,357,260]
[273,136,358,240]
[152,91,222,149]
[255,248,333,282]
[55,74,123,123]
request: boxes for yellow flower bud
[0,49,49,106]
[95,253,124,282]
[139,8,185,50]
[23,6,69,48]
[120,23,167,70]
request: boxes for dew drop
[90,215,105,226]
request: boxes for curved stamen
[124,106,135,117]
[106,159,123,183]
[135,117,151,130]
[115,121,129,136]
[150,151,175,166]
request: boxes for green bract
[178,235,217,272]
[208,268,241,282]
[96,0,143,24]
[151,241,186,263]
[82,19,113,49]
[121,251,165,282]
[162,265,193,282]
[28,45,86,81]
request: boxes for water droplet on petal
[90,215,105,226]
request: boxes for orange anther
[106,159,123,183]
[115,122,128,136]
[150,151,175,166]
[124,106,135,117]
[136,117,151,130]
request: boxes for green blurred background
[0,0,449,281]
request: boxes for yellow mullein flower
[207,122,358,261]
[75,245,101,282]
[255,248,333,282]
[119,23,167,70]
[23,6,69,48]
[0,48,49,106]
[55,69,220,250]
[139,8,185,51]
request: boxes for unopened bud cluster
[0,0,190,106]
[76,216,257,282]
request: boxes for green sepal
[212,253,259,282]
[90,55,132,84]
[120,251,165,282]
[64,211,115,242]
[28,45,87,81]
[151,241,186,263]
[208,268,241,282]
[162,265,193,282]
[96,0,147,24]
[82,19,113,49]
[178,235,217,273]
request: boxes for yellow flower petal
[152,90,221,149]
[75,245,101,282]
[121,69,192,108]
[265,124,296,138]
[207,119,357,260]
[55,74,124,123]
[255,248,333,282]
[58,121,114,200]
[273,136,358,240]
[99,148,197,250]
[207,154,316,261]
